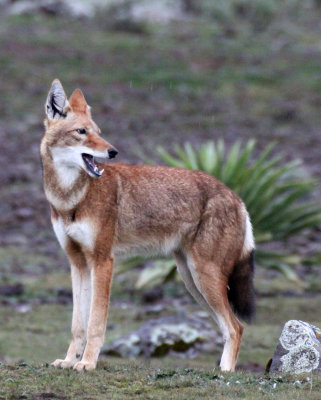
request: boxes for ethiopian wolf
[41,80,255,372]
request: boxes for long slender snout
[92,147,118,163]
[87,134,118,162]
[82,138,118,178]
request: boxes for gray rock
[270,320,321,374]
[7,0,68,16]
[102,314,222,358]
[130,0,185,23]
[4,0,104,17]
[3,0,187,21]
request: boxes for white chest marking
[66,219,96,251]
[52,218,68,250]
[52,218,96,251]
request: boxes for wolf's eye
[76,128,87,135]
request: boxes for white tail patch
[241,207,255,259]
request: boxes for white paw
[73,361,96,371]
[50,359,75,369]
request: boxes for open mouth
[82,154,104,178]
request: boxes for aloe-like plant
[121,140,321,288]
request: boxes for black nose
[108,148,118,159]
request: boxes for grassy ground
[2,362,321,400]
[0,270,321,363]
[1,275,320,366]
[1,1,321,398]
[1,293,321,399]
[1,273,321,399]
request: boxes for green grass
[2,8,321,114]
[1,5,321,174]
[1,362,321,400]
[1,274,320,367]
[0,304,70,363]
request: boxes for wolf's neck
[54,162,81,189]
[42,148,89,212]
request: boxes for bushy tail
[228,250,255,323]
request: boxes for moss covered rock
[270,320,321,374]
[102,314,222,358]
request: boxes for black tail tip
[228,250,255,323]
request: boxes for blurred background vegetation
[0,0,321,390]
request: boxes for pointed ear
[45,79,69,120]
[68,89,89,113]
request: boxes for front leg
[74,256,113,371]
[52,252,91,368]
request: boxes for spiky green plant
[121,140,321,288]
[158,140,320,242]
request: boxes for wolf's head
[42,79,117,179]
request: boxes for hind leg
[174,251,217,318]
[186,255,243,372]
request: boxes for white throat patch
[50,145,108,183]
[51,147,82,189]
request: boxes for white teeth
[98,168,104,175]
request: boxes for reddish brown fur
[41,80,255,372]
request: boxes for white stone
[270,320,321,374]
